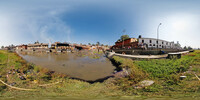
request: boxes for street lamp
[157,23,162,49]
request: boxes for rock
[135,80,154,89]
[140,80,154,87]
[113,70,130,78]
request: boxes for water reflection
[17,51,115,81]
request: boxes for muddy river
[17,51,115,82]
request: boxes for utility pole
[122,29,126,49]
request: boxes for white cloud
[0,1,71,46]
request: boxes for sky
[0,0,200,48]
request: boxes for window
[166,42,168,45]
[150,40,152,43]
[142,40,144,43]
[153,44,155,46]
[149,44,152,46]
[162,42,164,44]
[156,40,158,43]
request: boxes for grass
[112,50,200,96]
[0,50,123,98]
[1,50,200,99]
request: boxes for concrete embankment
[105,50,190,59]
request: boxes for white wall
[138,38,175,49]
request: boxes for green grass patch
[112,50,200,96]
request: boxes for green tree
[88,43,91,45]
[183,46,187,50]
[96,42,100,46]
[188,46,193,50]
[120,35,129,41]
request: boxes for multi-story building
[112,35,182,50]
[51,42,71,49]
[138,35,181,49]
[27,42,48,50]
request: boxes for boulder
[135,80,154,89]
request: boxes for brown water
[17,51,115,81]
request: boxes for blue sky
[0,0,200,48]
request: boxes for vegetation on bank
[112,50,200,96]
[0,50,123,98]
[0,50,200,99]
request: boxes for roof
[138,37,174,43]
[116,38,137,43]
[28,43,48,46]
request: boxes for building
[16,44,27,50]
[27,42,48,50]
[113,38,138,49]
[112,35,182,50]
[4,45,16,50]
[51,42,71,49]
[138,35,181,49]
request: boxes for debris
[8,82,16,86]
[8,71,11,74]
[16,69,21,73]
[194,73,200,81]
[179,76,187,80]
[19,76,26,80]
[0,79,37,91]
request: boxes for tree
[120,35,129,41]
[88,43,91,45]
[101,44,104,46]
[183,46,187,50]
[1,46,4,49]
[96,42,100,46]
[188,46,193,50]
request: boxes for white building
[138,36,181,49]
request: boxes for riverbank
[112,50,200,97]
[0,50,123,98]
[0,50,200,99]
